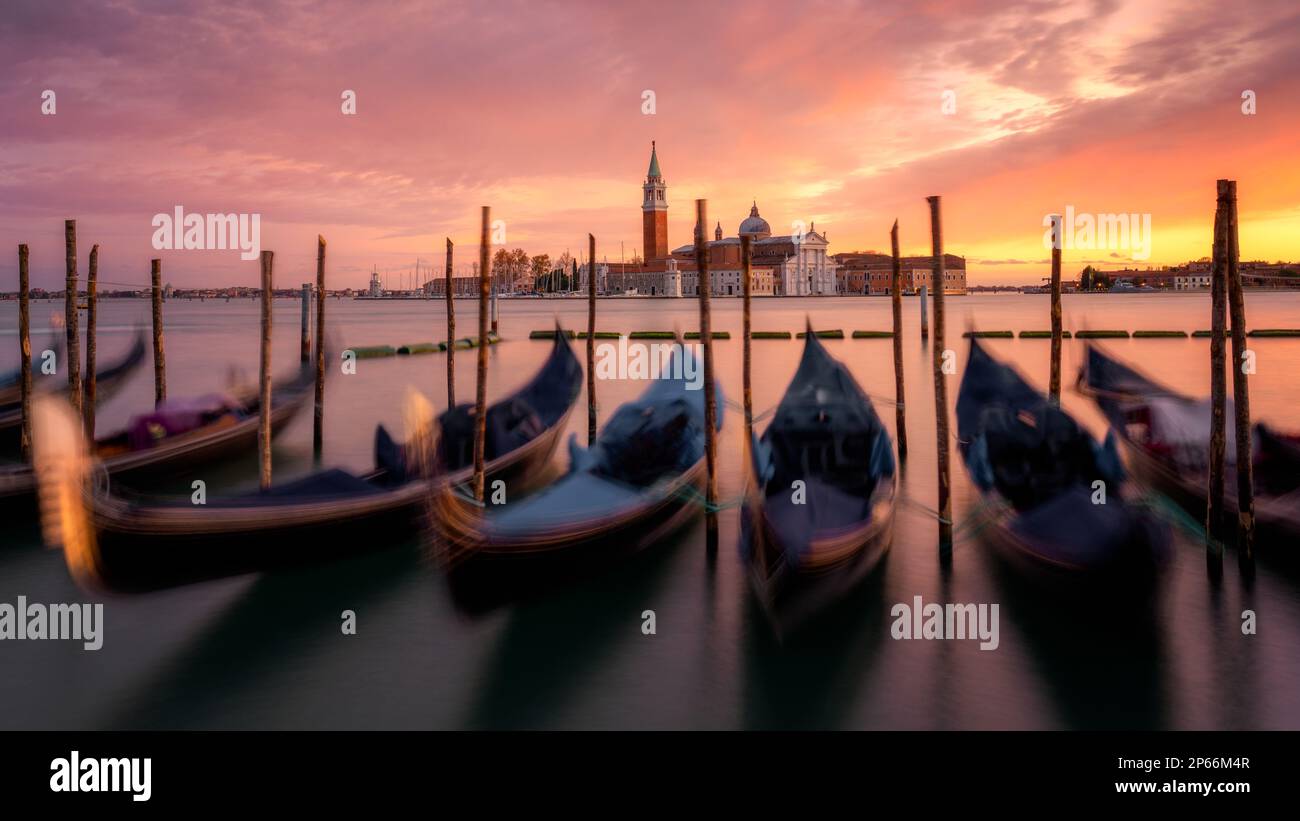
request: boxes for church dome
[738,202,770,238]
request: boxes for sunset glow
[3,0,1298,288]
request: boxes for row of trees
[488,248,592,293]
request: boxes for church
[585,143,839,297]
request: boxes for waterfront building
[593,144,832,297]
[833,251,968,294]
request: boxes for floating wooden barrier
[1019,330,1072,338]
[1192,329,1229,338]
[628,331,674,339]
[530,329,576,339]
[1132,330,1188,338]
[962,330,1013,338]
[684,331,730,340]
[1074,330,1129,339]
[751,330,792,339]
[397,342,441,355]
[576,330,621,340]
[796,329,844,339]
[853,330,893,338]
[1248,328,1300,337]
[349,345,397,359]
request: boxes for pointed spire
[647,140,662,179]
[714,221,722,241]
[749,201,761,217]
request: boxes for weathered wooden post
[64,220,82,417]
[741,234,754,445]
[587,233,597,445]
[1049,213,1063,404]
[472,207,490,503]
[694,200,719,549]
[150,259,167,406]
[445,237,455,409]
[928,196,953,552]
[1207,185,1229,576]
[890,220,908,459]
[491,281,499,336]
[259,251,274,490]
[85,244,99,438]
[313,236,326,459]
[919,284,929,340]
[300,283,311,363]
[17,245,33,462]
[1223,179,1255,572]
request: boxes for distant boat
[1109,280,1156,293]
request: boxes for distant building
[833,252,968,294]
[592,144,834,296]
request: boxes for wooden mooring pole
[85,244,99,438]
[1207,184,1229,576]
[259,251,274,490]
[741,234,753,445]
[1223,179,1255,574]
[919,285,929,340]
[300,283,311,363]
[64,220,81,417]
[890,220,908,460]
[587,233,597,445]
[695,200,719,550]
[445,238,455,409]
[472,207,490,503]
[17,245,32,462]
[150,259,167,406]
[1049,213,1063,404]
[313,236,326,459]
[928,196,952,552]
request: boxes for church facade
[586,143,837,297]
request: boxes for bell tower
[642,141,668,262]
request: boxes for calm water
[2,293,1298,729]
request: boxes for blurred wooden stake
[18,245,32,462]
[928,196,952,553]
[587,233,597,445]
[890,220,907,460]
[919,285,929,340]
[314,236,326,459]
[694,200,719,551]
[64,220,81,417]
[1223,179,1255,575]
[1049,213,1063,404]
[1207,183,1228,577]
[259,251,274,490]
[85,244,99,438]
[151,259,167,406]
[300,283,311,363]
[741,234,753,445]
[445,238,455,409]
[473,207,490,503]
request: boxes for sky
[2,0,1298,289]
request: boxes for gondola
[955,338,1171,586]
[739,329,897,635]
[1079,343,1300,556]
[432,340,721,613]
[32,329,582,592]
[5,353,313,515]
[0,329,146,452]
